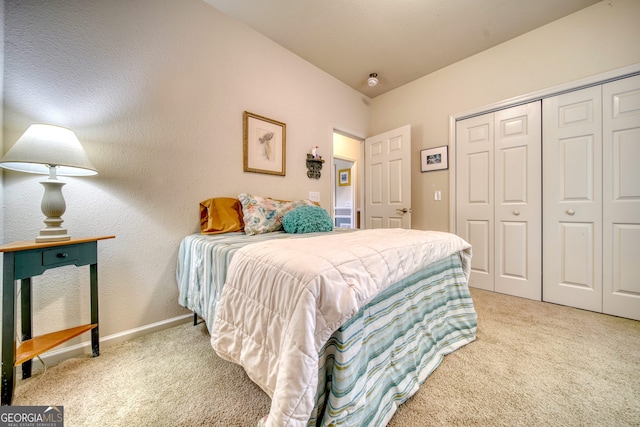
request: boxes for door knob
[396,208,408,214]
[566,209,575,216]
[513,210,520,216]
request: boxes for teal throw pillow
[282,206,333,234]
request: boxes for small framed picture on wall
[420,146,448,172]
[338,169,351,186]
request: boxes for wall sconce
[368,73,379,87]
[0,124,97,242]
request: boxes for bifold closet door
[544,76,640,320]
[456,112,494,291]
[543,86,603,312]
[602,75,640,321]
[493,103,541,300]
[456,101,541,299]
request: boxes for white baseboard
[33,314,193,367]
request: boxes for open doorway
[334,158,355,228]
[332,131,363,229]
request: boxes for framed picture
[338,169,351,186]
[243,111,286,176]
[420,145,448,172]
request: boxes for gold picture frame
[243,111,286,176]
[338,169,351,186]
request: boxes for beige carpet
[13,289,640,426]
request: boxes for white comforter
[211,229,471,426]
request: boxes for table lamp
[0,124,98,242]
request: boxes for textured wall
[1,0,369,348]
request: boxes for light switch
[434,191,441,201]
[309,191,320,202]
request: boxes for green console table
[1,235,114,406]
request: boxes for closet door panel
[494,102,541,300]
[467,220,491,275]
[603,75,640,320]
[560,135,596,203]
[500,221,527,279]
[543,86,602,312]
[456,113,494,291]
[612,129,640,199]
[612,224,640,290]
[560,222,596,287]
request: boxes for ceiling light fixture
[367,73,378,87]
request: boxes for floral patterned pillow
[238,193,315,235]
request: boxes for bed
[176,195,477,426]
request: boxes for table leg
[90,263,99,357]
[20,278,32,379]
[1,253,16,406]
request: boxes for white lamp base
[37,176,71,243]
[37,229,71,243]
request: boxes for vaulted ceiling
[205,0,601,97]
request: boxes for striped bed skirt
[310,253,477,426]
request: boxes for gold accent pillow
[200,197,245,234]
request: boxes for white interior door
[364,125,411,229]
[456,112,494,291]
[543,86,603,312]
[494,102,541,300]
[602,75,640,320]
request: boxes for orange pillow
[200,197,245,234]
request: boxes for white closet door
[456,103,541,298]
[456,112,494,291]
[494,102,541,300]
[543,86,603,311]
[602,75,640,320]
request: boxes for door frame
[331,129,365,228]
[448,64,640,233]
[332,156,357,228]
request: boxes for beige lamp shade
[0,124,97,176]
[0,124,97,242]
